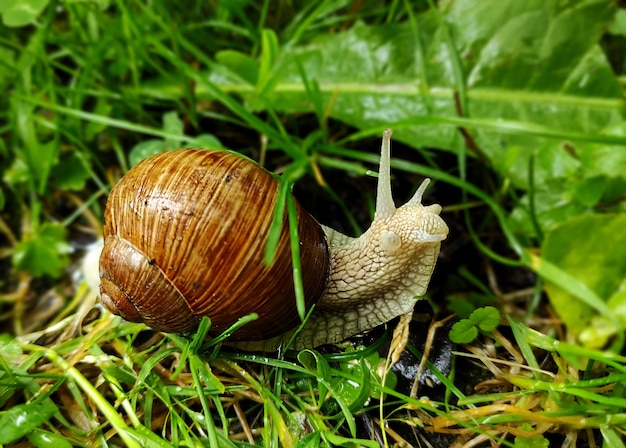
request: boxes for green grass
[1,0,626,446]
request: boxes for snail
[99,129,449,350]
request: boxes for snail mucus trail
[98,129,449,350]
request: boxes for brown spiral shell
[99,149,330,340]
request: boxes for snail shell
[99,149,330,340]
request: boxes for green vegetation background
[1,0,626,446]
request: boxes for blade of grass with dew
[215,359,294,446]
[298,349,358,437]
[511,322,626,373]
[264,178,289,266]
[507,317,542,378]
[509,376,626,408]
[26,344,169,448]
[264,156,310,265]
[189,356,222,446]
[202,314,260,351]
[287,191,306,320]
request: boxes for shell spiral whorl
[99,149,330,340]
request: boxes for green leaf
[27,429,73,448]
[189,134,225,150]
[509,122,626,236]
[571,176,606,207]
[0,0,19,14]
[50,152,91,191]
[446,292,494,319]
[294,432,322,448]
[128,112,195,166]
[469,306,500,332]
[297,350,331,403]
[608,9,626,35]
[84,98,112,141]
[607,284,626,326]
[297,350,357,436]
[599,426,626,448]
[0,401,58,444]
[449,319,478,344]
[215,50,258,85]
[0,334,23,357]
[327,359,371,414]
[174,0,622,158]
[578,284,626,348]
[257,28,280,95]
[542,214,626,339]
[322,432,379,448]
[128,139,166,167]
[1,0,49,27]
[514,424,549,448]
[12,222,71,278]
[20,140,58,194]
[578,122,626,180]
[162,111,183,148]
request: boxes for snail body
[99,130,449,349]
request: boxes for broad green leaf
[129,139,166,167]
[608,9,626,35]
[607,284,626,325]
[84,98,112,141]
[27,429,73,448]
[19,139,58,195]
[509,189,588,240]
[579,285,626,348]
[215,50,258,85]
[50,152,91,191]
[297,350,357,436]
[258,28,280,95]
[0,334,22,357]
[322,432,379,448]
[128,112,202,165]
[449,319,478,344]
[542,213,626,336]
[469,306,500,332]
[12,222,71,278]
[188,134,225,150]
[1,0,49,27]
[508,124,626,237]
[578,122,626,180]
[0,0,19,14]
[166,0,623,161]
[327,359,371,413]
[514,432,549,448]
[294,431,322,448]
[446,292,494,319]
[0,401,57,444]
[162,111,184,148]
